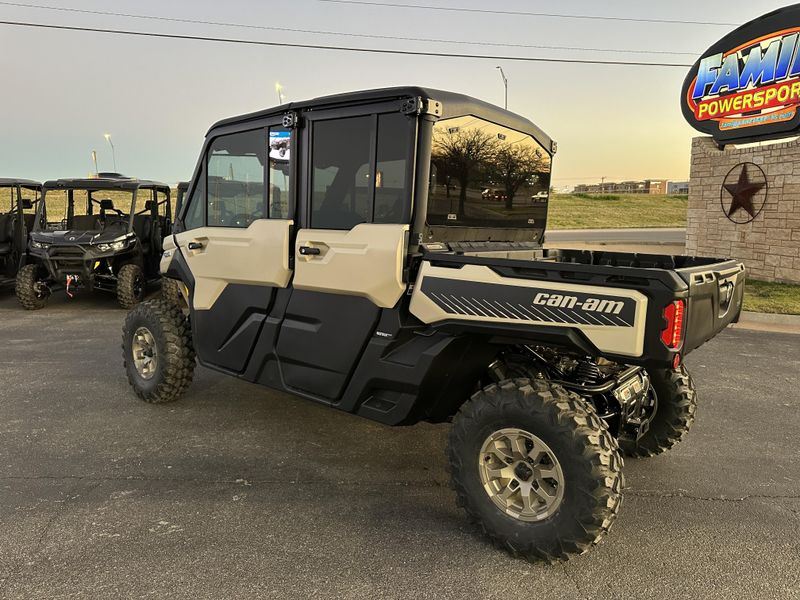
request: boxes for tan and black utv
[122,87,745,561]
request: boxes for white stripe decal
[447,295,479,316]
[431,292,463,315]
[518,303,548,321]
[503,302,531,320]
[472,297,502,318]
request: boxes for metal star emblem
[723,163,765,219]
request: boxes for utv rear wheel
[117,263,146,309]
[448,378,624,562]
[122,299,195,403]
[15,264,50,310]
[620,365,697,458]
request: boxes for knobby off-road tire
[620,365,697,458]
[117,263,146,309]
[448,378,624,562]
[15,263,49,310]
[160,277,184,307]
[122,299,195,404]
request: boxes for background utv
[0,178,41,288]
[17,177,172,309]
[123,87,745,562]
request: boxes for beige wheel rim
[478,428,565,522]
[131,326,158,380]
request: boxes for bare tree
[432,128,498,214]
[491,144,549,210]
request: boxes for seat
[133,214,152,253]
[0,214,12,255]
[71,214,100,230]
[22,213,36,234]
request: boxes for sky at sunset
[0,0,790,188]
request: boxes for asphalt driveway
[0,291,798,599]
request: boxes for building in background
[667,181,689,194]
[572,179,672,194]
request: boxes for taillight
[661,299,685,349]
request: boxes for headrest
[21,199,33,210]
[144,200,156,211]
[99,199,114,210]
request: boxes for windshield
[36,188,134,232]
[427,116,551,229]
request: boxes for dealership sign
[682,4,800,144]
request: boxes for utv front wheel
[15,264,50,310]
[122,299,195,403]
[620,365,697,458]
[448,379,624,562]
[160,277,184,307]
[117,263,146,309]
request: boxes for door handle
[298,245,321,256]
[187,241,204,250]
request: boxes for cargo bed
[409,248,746,367]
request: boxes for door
[275,109,415,400]
[176,125,295,373]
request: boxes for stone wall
[687,136,800,283]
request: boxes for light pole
[275,82,285,104]
[104,133,117,172]
[91,150,98,176]
[496,66,508,109]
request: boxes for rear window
[427,116,551,229]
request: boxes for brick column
[687,136,800,283]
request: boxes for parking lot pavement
[0,291,798,600]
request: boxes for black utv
[0,178,41,288]
[122,87,745,561]
[17,177,171,309]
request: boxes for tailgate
[678,259,746,353]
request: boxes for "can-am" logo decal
[420,277,637,327]
[532,292,624,315]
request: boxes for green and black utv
[0,178,41,288]
[122,87,745,561]
[18,176,171,309]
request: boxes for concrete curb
[731,311,800,334]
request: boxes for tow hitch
[65,274,81,298]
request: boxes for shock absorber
[574,359,601,385]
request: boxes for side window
[311,115,372,230]
[207,129,266,227]
[374,112,413,224]
[268,127,291,219]
[183,176,206,230]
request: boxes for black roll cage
[174,87,555,254]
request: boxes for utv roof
[0,178,42,187]
[42,177,170,191]
[209,86,555,152]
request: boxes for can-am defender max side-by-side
[17,177,172,309]
[122,87,745,561]
[0,178,41,288]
